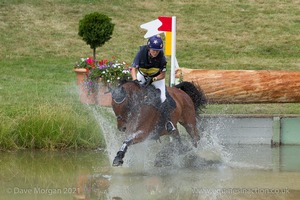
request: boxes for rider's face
[149,49,160,58]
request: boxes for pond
[0,144,299,200]
[1,107,299,200]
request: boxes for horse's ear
[112,86,127,104]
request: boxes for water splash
[90,106,163,170]
[91,106,123,164]
[89,105,231,170]
[86,106,285,200]
[90,105,272,172]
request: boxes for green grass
[0,0,300,150]
[0,57,105,150]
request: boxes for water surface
[1,107,299,199]
[0,145,299,200]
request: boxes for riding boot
[161,101,176,133]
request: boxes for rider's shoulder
[139,45,148,51]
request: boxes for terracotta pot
[96,81,112,107]
[74,68,96,104]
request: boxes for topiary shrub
[78,12,114,60]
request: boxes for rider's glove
[144,77,153,87]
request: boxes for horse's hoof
[112,157,124,166]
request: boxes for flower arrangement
[75,56,132,93]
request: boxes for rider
[131,35,176,133]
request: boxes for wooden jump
[175,68,300,104]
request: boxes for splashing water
[90,106,232,170]
[91,106,123,164]
[91,106,163,170]
[84,106,300,200]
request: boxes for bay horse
[111,80,207,166]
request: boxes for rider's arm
[131,67,138,80]
[131,48,142,81]
[153,71,166,81]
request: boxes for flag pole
[170,16,176,87]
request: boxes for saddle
[142,85,176,111]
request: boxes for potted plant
[74,12,115,105]
[74,56,131,105]
[74,57,96,104]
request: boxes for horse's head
[111,81,141,132]
[111,80,162,134]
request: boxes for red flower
[99,59,108,65]
[86,57,94,65]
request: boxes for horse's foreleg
[112,131,147,166]
[112,138,132,166]
[171,128,181,144]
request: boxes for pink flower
[86,57,94,65]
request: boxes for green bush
[78,12,114,60]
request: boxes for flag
[158,16,172,56]
[158,16,172,32]
[140,19,164,38]
[140,16,174,56]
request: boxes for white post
[170,16,176,87]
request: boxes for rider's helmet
[147,35,163,51]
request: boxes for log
[175,68,300,104]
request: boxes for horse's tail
[175,81,207,113]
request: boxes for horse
[110,80,207,166]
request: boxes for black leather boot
[161,101,176,133]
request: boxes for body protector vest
[138,45,163,77]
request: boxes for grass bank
[0,57,105,150]
[0,0,299,150]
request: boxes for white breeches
[137,71,166,103]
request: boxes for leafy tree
[78,12,114,60]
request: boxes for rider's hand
[143,77,153,87]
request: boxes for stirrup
[166,121,176,132]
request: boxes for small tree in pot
[78,12,114,60]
